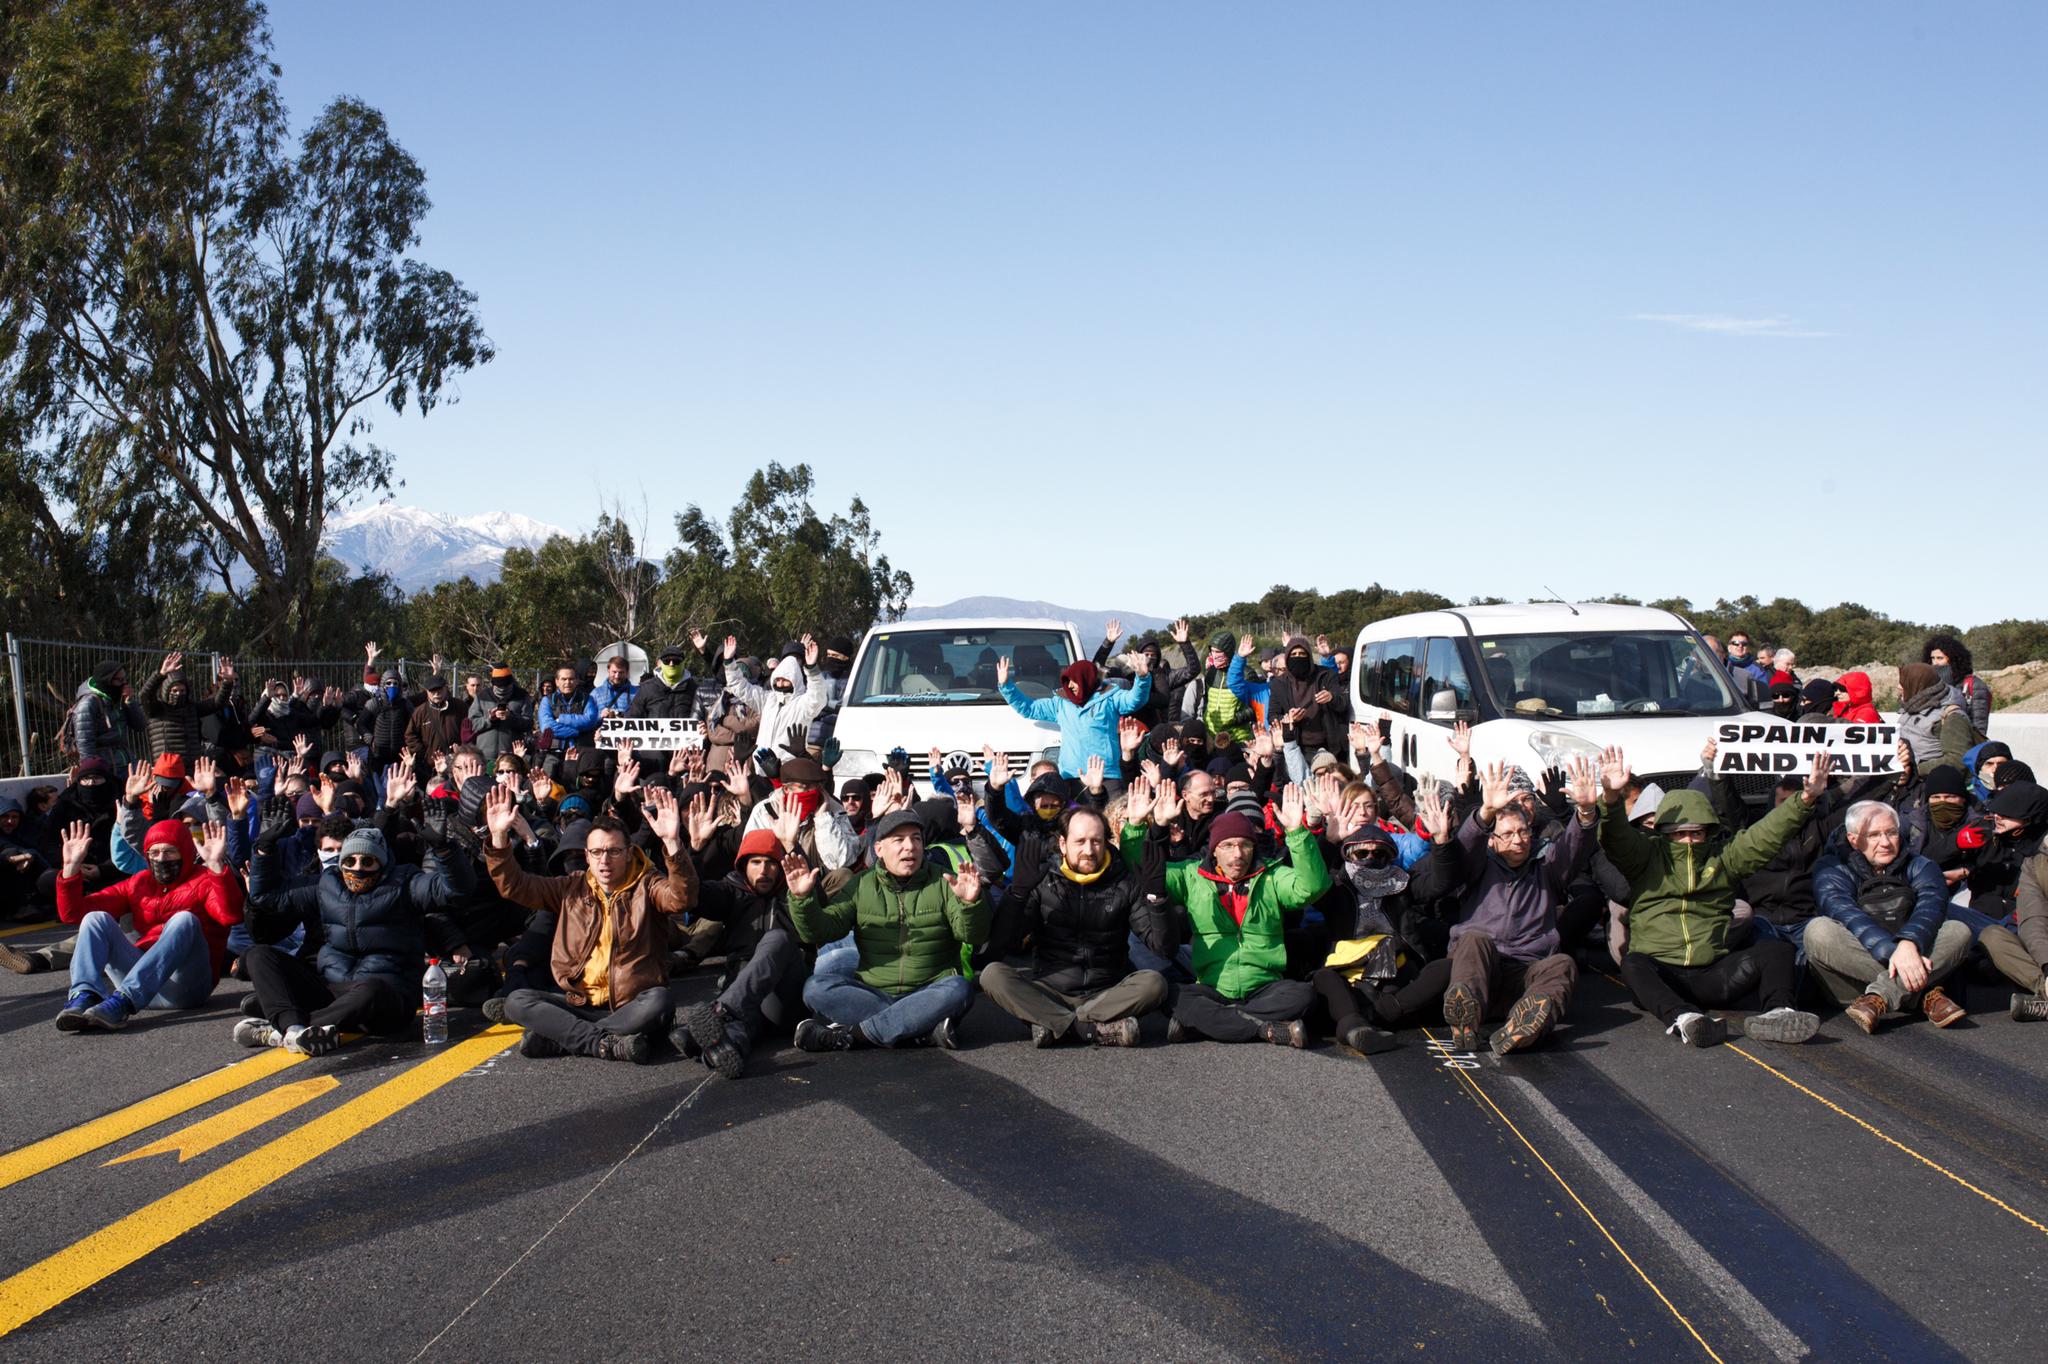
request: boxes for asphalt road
[1,916,2043,1363]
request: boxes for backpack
[1857,872,1917,933]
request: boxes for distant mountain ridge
[898,597,1171,647]
[322,502,568,593]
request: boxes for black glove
[255,796,295,849]
[1008,832,1051,896]
[1538,767,1571,819]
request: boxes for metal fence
[2,634,558,775]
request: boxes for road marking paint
[1504,1077,1807,1362]
[1726,1044,2048,1239]
[104,1076,340,1167]
[0,1026,521,1338]
[0,1050,305,1192]
[1421,1027,1727,1364]
[0,921,58,940]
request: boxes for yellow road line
[105,1076,340,1167]
[0,1050,305,1192]
[0,1026,521,1338]
[1421,1027,1726,1364]
[0,921,58,940]
[1726,1044,2048,1238]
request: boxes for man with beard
[672,825,810,1077]
[592,654,638,718]
[538,663,600,750]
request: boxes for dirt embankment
[1797,661,2048,713]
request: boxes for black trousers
[715,929,807,1056]
[504,986,672,1055]
[1313,957,1455,1030]
[241,944,411,1034]
[1619,941,1796,1026]
[1173,979,1314,1042]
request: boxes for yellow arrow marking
[0,1049,305,1192]
[0,1025,522,1338]
[103,1076,340,1167]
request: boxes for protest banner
[1711,721,1897,778]
[594,716,705,751]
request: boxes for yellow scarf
[579,849,649,1005]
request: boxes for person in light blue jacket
[999,655,1152,786]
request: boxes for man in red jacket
[53,816,243,1032]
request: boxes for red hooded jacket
[1832,671,1883,724]
[57,820,245,981]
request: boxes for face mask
[269,697,291,717]
[656,663,684,686]
[1286,655,1313,681]
[1929,803,1965,830]
[318,849,341,869]
[785,788,824,822]
[1935,664,1954,685]
[147,853,183,885]
[824,658,850,678]
[340,861,382,894]
[772,681,794,695]
[385,685,400,702]
[492,683,511,700]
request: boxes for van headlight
[1526,729,1603,770]
[834,748,882,782]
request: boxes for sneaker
[1165,1016,1190,1044]
[1091,1017,1141,1048]
[930,1016,961,1051]
[595,1032,651,1064]
[80,994,136,1031]
[1491,996,1560,1056]
[1029,1024,1057,1048]
[1,941,52,974]
[1742,1006,1821,1044]
[1921,987,1966,1029]
[1442,983,1481,1054]
[1844,993,1886,1035]
[794,1018,857,1053]
[1258,1019,1308,1049]
[518,1029,567,1059]
[682,1002,744,1079]
[1670,1011,1726,1048]
[2010,993,2048,1022]
[298,1024,340,1056]
[232,1017,282,1049]
[55,985,104,1033]
[281,1025,312,1055]
[1341,1023,1398,1056]
[481,996,508,1026]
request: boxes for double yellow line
[0,1026,521,1338]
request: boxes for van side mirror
[1426,689,1459,722]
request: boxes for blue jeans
[1749,916,1811,967]
[802,951,973,1047]
[71,910,215,1010]
[1944,902,2002,941]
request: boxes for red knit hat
[736,828,783,866]
[1206,810,1261,852]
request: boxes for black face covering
[1286,654,1313,681]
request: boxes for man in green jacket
[1122,777,1328,1047]
[1599,745,1829,1048]
[789,809,990,1051]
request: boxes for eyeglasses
[1491,826,1533,843]
[587,846,631,860]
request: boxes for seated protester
[979,804,1169,1048]
[1600,746,1827,1048]
[537,664,600,751]
[139,651,232,766]
[1831,671,1881,724]
[999,650,1152,789]
[789,809,990,1051]
[1764,681,1801,722]
[2002,835,2048,1021]
[1736,777,1833,965]
[1,795,51,920]
[1923,634,1992,737]
[1964,740,2012,805]
[1914,765,1989,905]
[1309,820,1421,1055]
[54,816,242,1032]
[1427,760,1601,1055]
[477,810,586,1025]
[715,633,828,772]
[1266,636,1351,765]
[592,653,639,720]
[1894,663,1974,774]
[468,664,533,764]
[237,805,475,1055]
[672,826,808,1077]
[1122,777,1329,1048]
[741,757,860,871]
[484,784,696,1063]
[1798,678,1839,723]
[1806,801,1970,1034]
[1347,719,1422,832]
[839,779,871,837]
[1963,781,2048,926]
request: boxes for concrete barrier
[1984,713,2048,776]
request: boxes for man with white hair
[1806,800,1971,1033]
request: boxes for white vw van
[1351,603,1767,804]
[830,617,1086,795]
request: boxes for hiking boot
[595,1032,651,1064]
[1844,993,1887,1035]
[682,1002,744,1079]
[1442,984,1481,1054]
[1029,1024,1057,1048]
[55,985,104,1033]
[1491,996,1560,1056]
[794,1018,858,1053]
[1341,1023,1398,1056]
[1091,1017,1141,1048]
[930,1016,961,1051]
[0,941,52,974]
[1921,987,1966,1029]
[80,994,136,1032]
[481,996,508,1026]
[233,1017,282,1049]
[1165,1016,1190,1044]
[518,1029,567,1059]
[2010,993,2048,1022]
[1259,1018,1308,1049]
[1670,1011,1726,1048]
[1742,1006,1820,1044]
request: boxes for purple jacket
[1444,809,1596,963]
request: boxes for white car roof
[1358,602,1691,641]
[864,618,1080,636]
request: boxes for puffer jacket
[57,821,245,981]
[1598,786,1811,966]
[790,862,993,996]
[71,682,145,768]
[140,670,231,761]
[1812,841,1949,962]
[992,835,1168,995]
[246,838,474,988]
[1124,822,1331,998]
[487,840,694,1008]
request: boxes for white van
[1351,603,1767,805]
[830,617,1085,794]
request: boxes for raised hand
[1802,749,1834,804]
[292,732,314,761]
[511,739,527,760]
[1278,782,1307,831]
[1103,617,1123,645]
[1598,746,1631,798]
[995,655,1011,687]
[365,640,380,662]
[385,762,417,808]
[1417,783,1451,841]
[723,756,752,800]
[451,750,484,789]
[802,633,820,667]
[1140,758,1163,788]
[685,791,719,849]
[483,783,519,845]
[529,766,551,802]
[1171,618,1190,644]
[1448,720,1471,760]
[1312,771,1345,824]
[644,785,683,847]
[60,820,92,876]
[689,627,709,654]
[770,790,805,851]
[1700,736,1719,769]
[947,860,983,905]
[1566,757,1600,814]
[1124,774,1155,825]
[195,821,229,871]
[782,850,819,898]
[984,746,1012,791]
[123,760,152,804]
[1083,753,1106,794]
[190,755,219,796]
[1118,716,1147,760]
[224,776,252,819]
[1478,762,1512,820]
[346,752,367,783]
[1349,718,1383,762]
[160,651,182,676]
[1131,649,1152,676]
[312,774,339,814]
[721,635,739,662]
[954,790,979,836]
[217,656,235,682]
[1237,634,1257,658]
[1315,634,1331,658]
[613,750,641,799]
[1154,779,1184,827]
[1250,721,1276,763]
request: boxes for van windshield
[1470,631,1740,718]
[848,628,1077,706]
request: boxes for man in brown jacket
[402,674,465,782]
[484,783,697,1062]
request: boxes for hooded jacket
[1001,672,1153,780]
[487,839,696,1008]
[1896,671,1972,772]
[724,656,827,770]
[1832,672,1883,725]
[57,821,246,982]
[789,861,992,996]
[1598,786,1812,966]
[1123,821,1331,998]
[71,677,145,768]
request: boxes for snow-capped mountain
[324,502,569,593]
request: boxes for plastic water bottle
[422,957,448,1046]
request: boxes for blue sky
[266,2,2044,627]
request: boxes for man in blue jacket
[1806,800,1972,1034]
[538,664,600,750]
